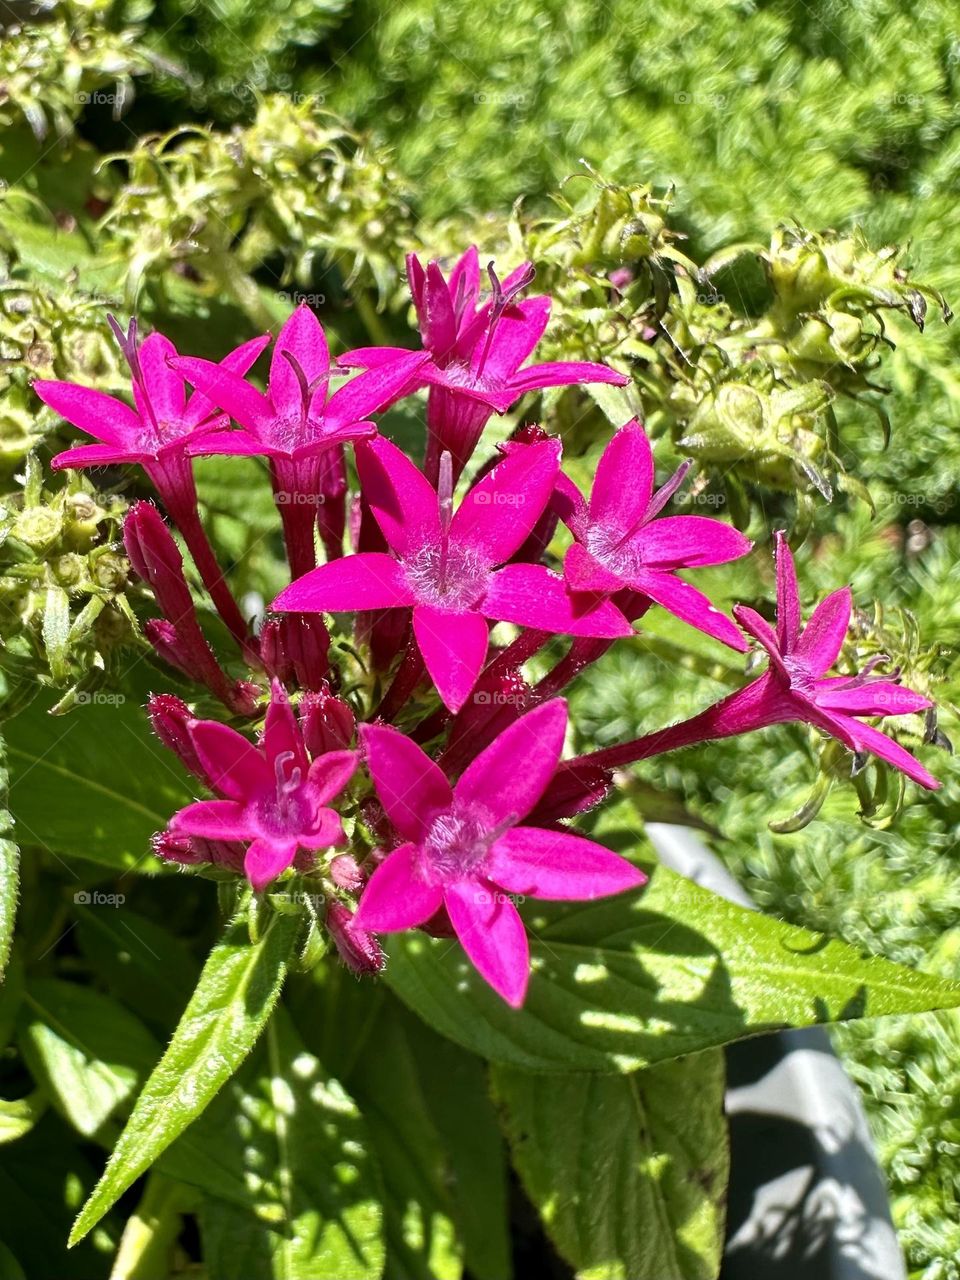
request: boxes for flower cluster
[35,247,941,1006]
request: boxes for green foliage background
[2,1,960,1275]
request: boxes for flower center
[256,750,313,835]
[403,541,490,610]
[585,522,644,578]
[421,803,511,880]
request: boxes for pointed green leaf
[492,1051,728,1280]
[386,865,960,1072]
[70,910,298,1244]
[0,1091,46,1145]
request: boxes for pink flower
[354,700,645,1006]
[168,680,358,891]
[560,531,938,793]
[341,248,628,481]
[173,305,428,575]
[36,319,268,650]
[273,435,632,712]
[562,421,752,650]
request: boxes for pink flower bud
[147,693,207,781]
[329,854,364,892]
[325,901,384,975]
[300,682,355,755]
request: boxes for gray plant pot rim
[645,823,905,1280]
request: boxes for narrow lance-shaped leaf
[492,1050,729,1280]
[70,910,298,1244]
[385,864,960,1072]
[0,728,18,980]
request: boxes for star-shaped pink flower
[273,435,632,712]
[562,420,752,650]
[354,700,645,1006]
[168,680,358,890]
[341,248,628,481]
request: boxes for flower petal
[359,723,453,842]
[635,515,752,569]
[471,295,551,383]
[52,442,148,470]
[455,699,567,824]
[172,357,272,433]
[589,421,654,532]
[355,435,441,556]
[483,564,634,638]
[479,357,627,413]
[631,568,747,651]
[34,380,141,445]
[774,531,802,651]
[814,678,932,717]
[337,345,415,370]
[450,439,561,566]
[262,679,307,772]
[273,552,415,613]
[297,806,346,850]
[488,826,646,899]
[270,305,330,411]
[184,334,271,427]
[445,880,530,1007]
[188,723,271,801]
[170,799,249,841]
[184,428,275,459]
[810,707,939,790]
[305,750,359,805]
[354,842,444,931]
[244,837,298,892]
[136,333,185,424]
[422,260,459,355]
[733,605,788,673]
[326,352,429,427]
[795,587,852,676]
[414,604,489,713]
[564,543,624,595]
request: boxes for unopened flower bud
[300,682,355,755]
[148,693,207,782]
[329,854,364,892]
[52,553,85,588]
[14,506,61,551]
[325,901,384,975]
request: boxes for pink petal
[455,699,567,824]
[488,826,646,899]
[589,421,654,532]
[297,806,346,850]
[635,515,752,569]
[564,542,624,594]
[262,680,307,772]
[137,333,185,423]
[270,305,330,410]
[814,679,932,717]
[482,564,634,638]
[183,333,271,427]
[273,553,415,613]
[170,799,249,841]
[733,605,788,673]
[305,750,359,805]
[554,470,589,540]
[414,604,489,712]
[33,380,140,445]
[631,568,747,651]
[774,531,802,651]
[326,352,429,427]
[355,436,441,555]
[244,837,298,892]
[337,345,415,370]
[481,358,628,412]
[51,442,148,470]
[445,880,530,1007]
[359,723,453,842]
[422,260,459,355]
[795,587,851,676]
[172,357,272,433]
[811,708,939,790]
[449,246,480,314]
[354,842,444,931]
[189,723,271,801]
[184,428,275,459]
[450,439,561,566]
[471,296,550,382]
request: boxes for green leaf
[70,910,298,1244]
[492,1051,729,1280]
[18,979,159,1138]
[385,865,960,1072]
[0,1091,46,1145]
[192,1009,385,1280]
[5,694,194,871]
[0,729,18,981]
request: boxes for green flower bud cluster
[0,0,152,142]
[97,95,415,327]
[0,456,135,713]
